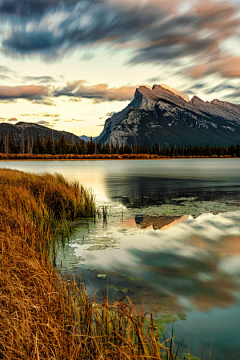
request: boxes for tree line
[1,132,240,157]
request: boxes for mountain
[96,85,240,147]
[79,135,97,142]
[0,122,80,143]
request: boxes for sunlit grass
[0,169,196,359]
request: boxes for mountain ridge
[0,122,81,143]
[96,85,240,147]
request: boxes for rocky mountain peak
[190,96,205,104]
[96,83,240,147]
[152,84,176,96]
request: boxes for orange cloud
[0,85,49,99]
[160,84,190,101]
[188,55,240,79]
[53,81,136,102]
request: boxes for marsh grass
[0,169,185,359]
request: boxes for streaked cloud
[0,85,49,100]
[53,81,136,102]
[22,76,56,83]
[187,55,240,79]
[1,0,239,83]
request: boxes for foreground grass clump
[0,169,182,359]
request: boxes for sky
[0,0,239,136]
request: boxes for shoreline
[0,155,238,161]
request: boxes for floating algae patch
[97,274,107,279]
[87,244,111,251]
[133,200,240,218]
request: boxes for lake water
[1,159,240,359]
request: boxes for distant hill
[0,122,80,143]
[79,135,97,142]
[95,85,240,147]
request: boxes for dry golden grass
[0,153,234,161]
[0,169,182,360]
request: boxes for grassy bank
[0,153,237,161]
[0,169,186,360]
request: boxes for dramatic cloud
[187,55,240,79]
[53,81,136,102]
[0,85,49,100]
[0,0,239,85]
[0,0,240,77]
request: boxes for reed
[0,169,183,359]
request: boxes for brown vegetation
[0,169,181,359]
[0,152,235,161]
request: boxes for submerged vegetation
[0,169,192,359]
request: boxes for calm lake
[1,159,240,359]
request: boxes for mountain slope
[96,85,240,147]
[0,122,80,143]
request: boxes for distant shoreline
[0,154,238,161]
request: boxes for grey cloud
[224,89,240,100]
[0,99,17,104]
[205,83,239,94]
[7,117,17,122]
[80,53,95,61]
[36,120,52,126]
[1,1,167,59]
[31,98,56,106]
[22,76,55,83]
[0,65,12,73]
[0,0,83,16]
[63,98,82,102]
[146,77,162,83]
[0,74,10,80]
[53,81,136,102]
